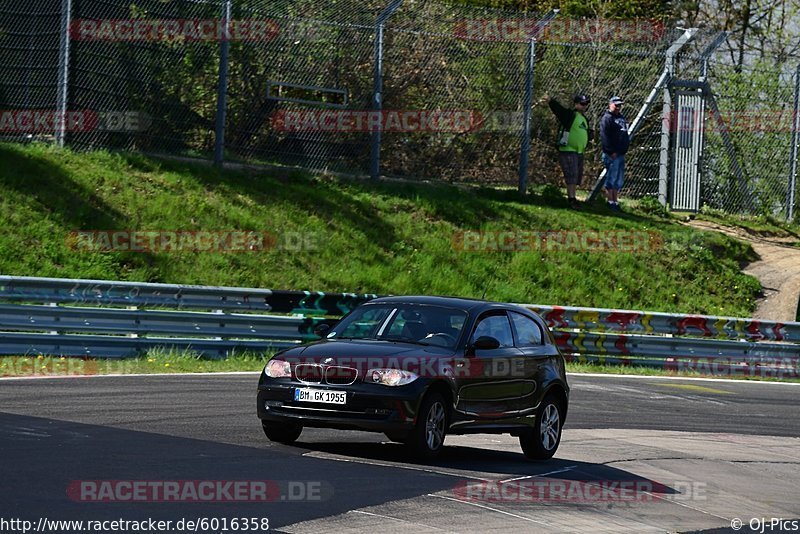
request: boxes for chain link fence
[0,0,798,218]
[207,0,373,171]
[68,0,222,153]
[699,61,798,217]
[0,0,62,143]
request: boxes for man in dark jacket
[546,93,592,209]
[599,96,630,211]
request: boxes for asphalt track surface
[1,373,799,533]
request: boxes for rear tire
[520,394,563,460]
[262,421,302,444]
[407,392,448,459]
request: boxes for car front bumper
[257,378,428,433]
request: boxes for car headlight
[368,368,418,386]
[265,359,291,378]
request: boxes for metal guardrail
[0,276,372,358]
[0,276,798,376]
[0,276,377,315]
[521,304,799,342]
[521,304,800,377]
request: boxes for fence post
[517,10,557,195]
[213,0,232,167]
[518,39,536,194]
[787,63,800,222]
[370,0,403,180]
[55,0,72,148]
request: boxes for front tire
[407,392,448,459]
[262,421,302,444]
[520,394,563,460]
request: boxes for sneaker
[568,198,580,210]
[611,203,622,212]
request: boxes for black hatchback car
[257,296,569,459]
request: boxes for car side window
[471,314,514,348]
[510,312,543,347]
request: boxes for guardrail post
[213,0,232,167]
[370,0,403,180]
[517,10,557,195]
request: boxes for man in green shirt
[546,94,592,209]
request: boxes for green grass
[0,350,271,377]
[0,142,763,316]
[693,206,800,239]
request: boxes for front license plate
[294,388,346,404]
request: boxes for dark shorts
[558,151,584,186]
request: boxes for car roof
[367,295,518,313]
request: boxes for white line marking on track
[644,488,732,522]
[0,371,261,381]
[501,465,578,483]
[302,451,492,481]
[426,493,550,526]
[569,372,800,385]
[347,510,449,531]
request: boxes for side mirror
[313,323,331,338]
[473,336,501,351]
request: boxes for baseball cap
[609,96,625,105]
[574,94,591,105]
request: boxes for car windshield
[328,303,467,349]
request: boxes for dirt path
[686,220,800,322]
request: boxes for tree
[674,0,800,70]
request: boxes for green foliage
[697,206,800,238]
[451,0,671,18]
[637,195,669,218]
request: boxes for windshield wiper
[381,336,430,346]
